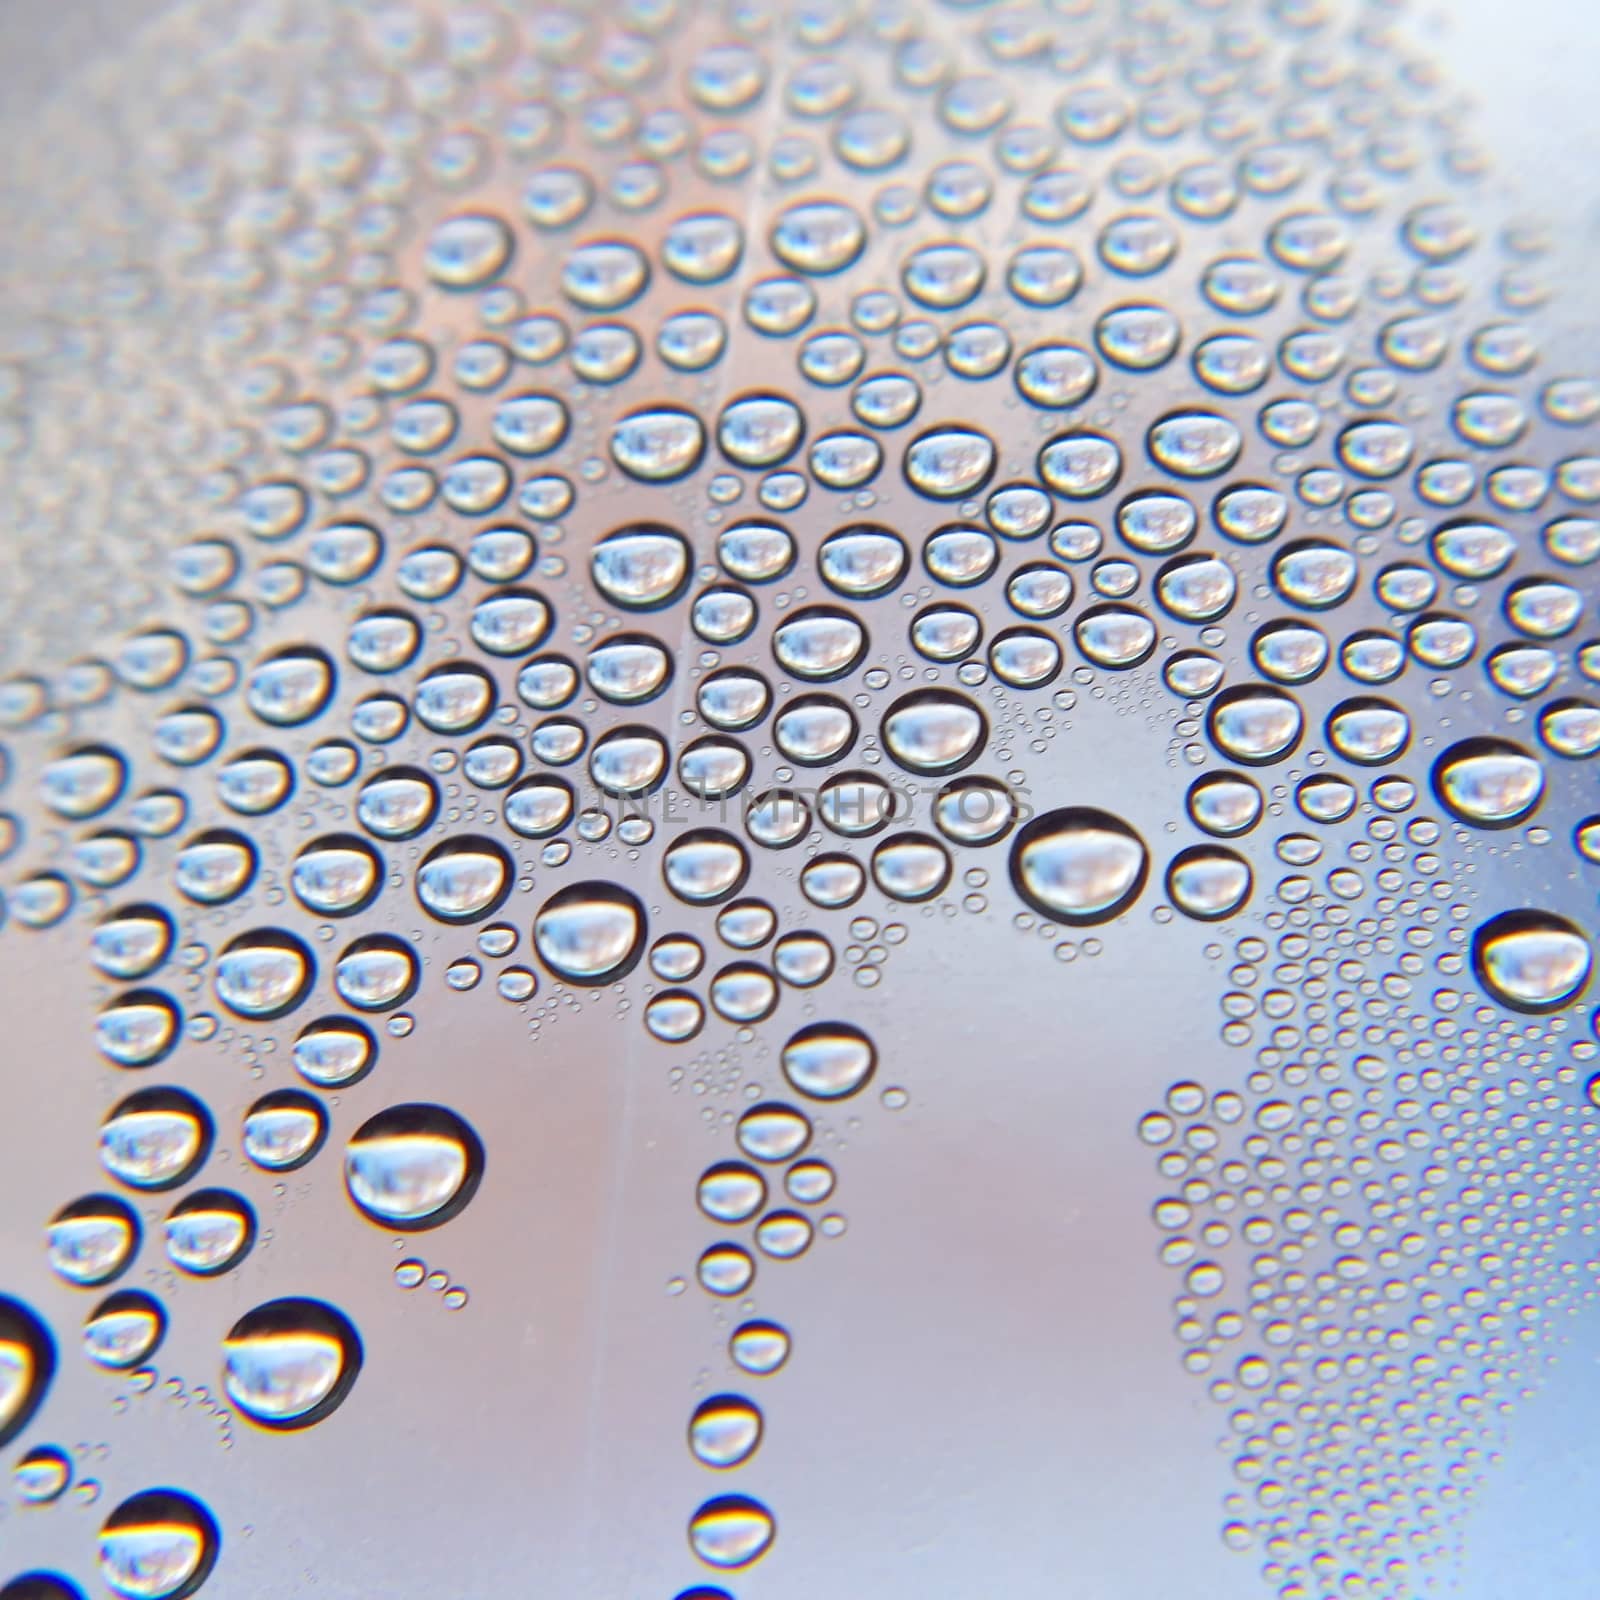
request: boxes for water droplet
[344,1104,484,1230]
[223,1299,362,1430]
[98,1489,219,1599]
[904,426,996,500]
[688,1495,775,1569]
[292,835,382,917]
[772,606,867,681]
[534,883,646,984]
[1207,686,1304,765]
[165,1191,255,1277]
[1166,847,1252,921]
[100,1089,212,1191]
[592,525,692,610]
[689,1394,763,1469]
[14,1444,72,1504]
[84,1292,165,1370]
[242,1091,327,1173]
[781,1022,876,1101]
[611,407,706,482]
[47,1196,140,1287]
[293,1017,376,1089]
[0,1296,55,1448]
[698,1163,766,1224]
[425,213,513,289]
[1473,912,1592,1013]
[1010,808,1148,924]
[416,837,512,923]
[334,936,419,1012]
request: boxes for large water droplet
[100,1089,212,1191]
[0,1296,55,1448]
[533,883,646,984]
[1010,808,1149,924]
[334,936,419,1012]
[164,1190,255,1276]
[416,837,512,923]
[781,1022,876,1101]
[292,835,382,917]
[242,1091,328,1173]
[47,1196,140,1287]
[881,689,986,775]
[223,1299,362,1430]
[689,1395,764,1468]
[688,1495,776,1569]
[772,606,867,680]
[425,213,513,289]
[904,426,996,499]
[84,1292,164,1370]
[1207,686,1304,765]
[592,526,693,610]
[345,1104,484,1230]
[1472,912,1592,1013]
[1166,847,1252,921]
[214,930,315,1020]
[611,407,706,482]
[1432,739,1544,828]
[98,1489,219,1599]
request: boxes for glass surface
[0,3,1596,1597]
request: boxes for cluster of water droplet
[0,0,1597,1594]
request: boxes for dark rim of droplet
[224,1298,364,1431]
[99,1489,219,1600]
[0,1296,56,1448]
[344,1103,486,1231]
[48,1195,141,1286]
